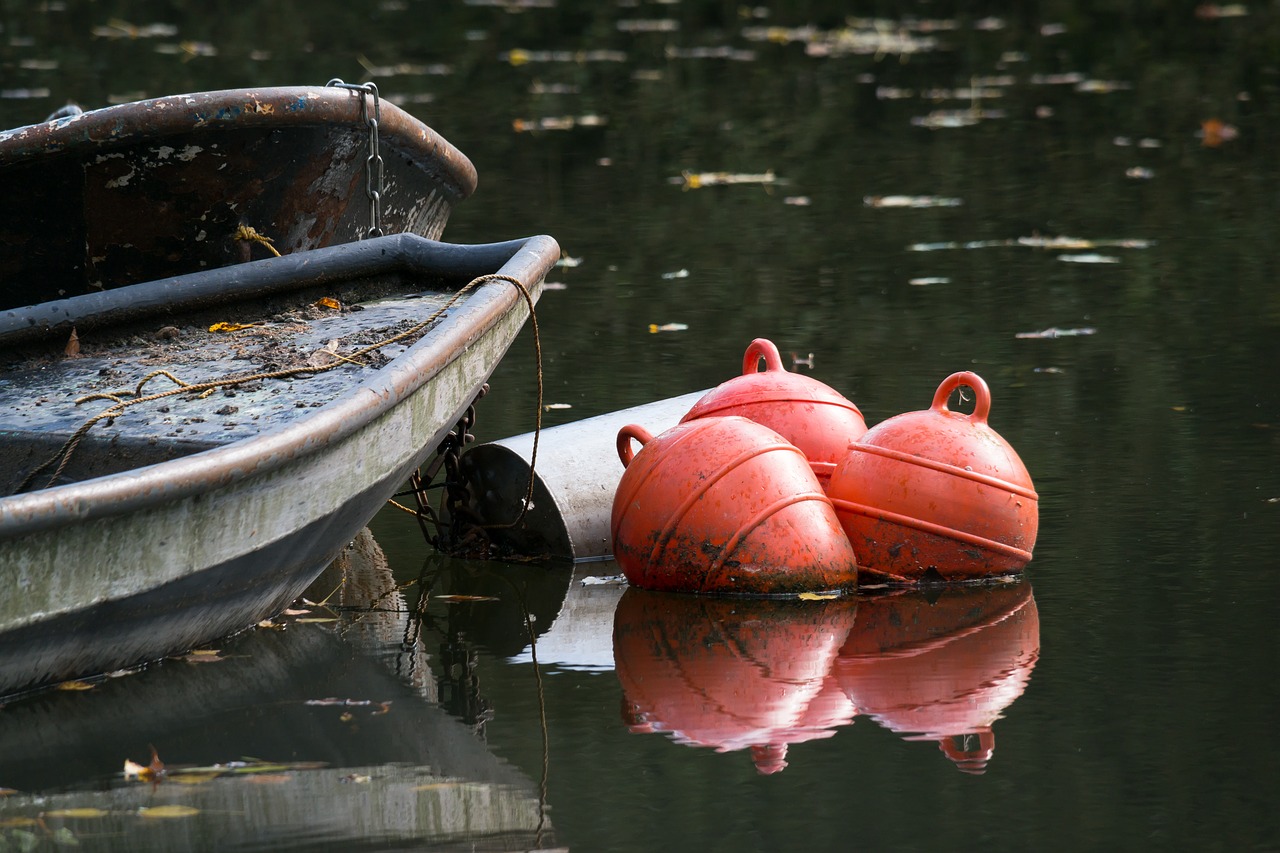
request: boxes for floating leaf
[1058,253,1120,264]
[864,195,962,208]
[294,617,338,623]
[661,269,689,279]
[56,680,95,691]
[783,196,811,206]
[556,255,583,268]
[543,403,572,411]
[649,323,688,333]
[138,805,201,819]
[797,591,841,600]
[1015,327,1097,339]
[580,574,626,586]
[674,169,777,190]
[1200,118,1239,147]
[909,277,951,286]
[339,773,372,784]
[0,817,39,827]
[244,774,294,785]
[42,808,109,819]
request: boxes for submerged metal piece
[457,391,707,561]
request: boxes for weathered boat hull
[0,232,559,696]
[0,85,478,310]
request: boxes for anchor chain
[326,78,385,239]
[409,385,492,555]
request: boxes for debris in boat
[55,679,95,691]
[864,195,962,208]
[315,297,342,310]
[208,321,259,333]
[1058,253,1120,264]
[909,276,951,286]
[673,169,779,190]
[1015,326,1097,339]
[661,269,689,279]
[649,323,688,333]
[63,327,80,357]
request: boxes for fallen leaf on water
[244,774,294,785]
[1015,327,1097,339]
[138,805,201,819]
[339,774,372,784]
[1057,253,1120,264]
[661,268,689,279]
[339,712,354,722]
[42,808,109,819]
[281,608,311,616]
[909,277,951,286]
[176,651,225,663]
[1126,167,1155,179]
[56,680,96,691]
[124,745,165,782]
[0,817,39,827]
[580,575,626,585]
[797,591,841,600]
[1200,117,1239,147]
[555,255,583,268]
[543,403,572,411]
[675,169,778,190]
[784,196,811,206]
[294,617,338,623]
[649,323,688,333]
[864,195,962,208]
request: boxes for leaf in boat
[138,805,201,819]
[42,808,109,819]
[208,322,258,332]
[64,327,80,357]
[315,297,342,310]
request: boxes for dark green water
[2,2,1278,850]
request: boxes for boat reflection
[0,529,555,852]
[613,581,1039,775]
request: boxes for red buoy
[828,371,1038,583]
[612,416,858,596]
[681,338,867,487]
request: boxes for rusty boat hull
[0,85,478,311]
[0,232,559,696]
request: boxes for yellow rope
[234,225,281,258]
[18,273,514,493]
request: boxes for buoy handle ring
[930,371,991,423]
[617,424,654,468]
[742,338,785,375]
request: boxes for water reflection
[613,582,1038,776]
[0,530,553,852]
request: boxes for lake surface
[2,2,1278,850]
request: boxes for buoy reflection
[613,581,1039,774]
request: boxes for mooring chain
[326,78,384,238]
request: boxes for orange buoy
[612,416,858,596]
[681,338,867,487]
[614,588,859,774]
[834,582,1040,774]
[828,371,1038,583]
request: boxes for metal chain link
[326,78,385,239]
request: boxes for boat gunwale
[0,232,560,538]
[0,85,478,200]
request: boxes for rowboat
[0,83,477,306]
[0,230,559,696]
